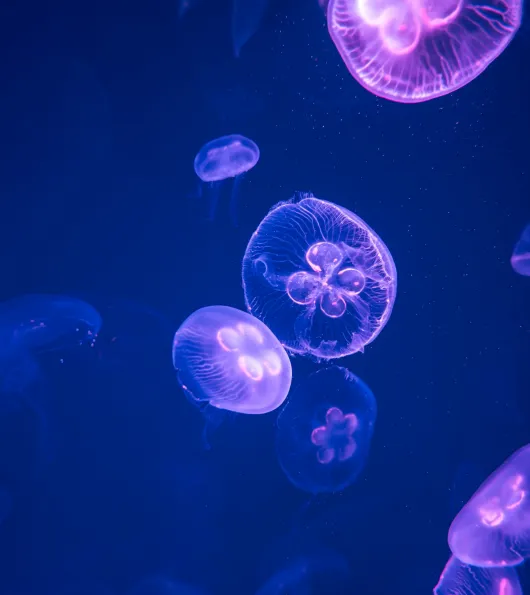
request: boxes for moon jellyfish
[276,366,377,494]
[511,223,530,276]
[434,556,522,594]
[448,443,530,567]
[242,193,396,360]
[327,0,522,103]
[193,134,260,225]
[0,294,101,354]
[172,306,292,415]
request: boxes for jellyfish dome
[434,556,522,595]
[276,366,377,494]
[172,305,292,414]
[448,443,530,567]
[194,134,259,183]
[242,194,396,360]
[0,294,101,353]
[327,0,522,103]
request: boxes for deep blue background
[0,0,529,592]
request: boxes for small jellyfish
[242,193,396,360]
[327,0,522,103]
[0,294,101,354]
[511,223,530,276]
[172,305,292,415]
[434,556,522,594]
[275,366,377,494]
[193,134,260,225]
[448,443,530,567]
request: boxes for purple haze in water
[511,223,530,277]
[193,134,259,183]
[327,0,522,103]
[275,366,377,494]
[242,194,396,360]
[172,305,292,414]
[434,556,522,594]
[448,443,530,567]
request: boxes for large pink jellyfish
[448,443,530,567]
[327,0,522,103]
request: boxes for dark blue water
[0,0,529,593]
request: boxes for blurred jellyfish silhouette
[511,223,530,276]
[255,548,351,594]
[172,305,292,445]
[128,575,209,595]
[0,295,100,483]
[434,556,522,594]
[327,0,522,103]
[232,0,271,56]
[193,134,260,225]
[448,443,530,567]
[178,0,271,56]
[276,366,376,494]
[0,294,101,356]
[242,193,397,360]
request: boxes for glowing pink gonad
[448,443,530,567]
[327,0,523,103]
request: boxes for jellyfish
[448,443,530,567]
[327,0,522,103]
[511,223,530,276]
[172,305,292,415]
[0,293,99,394]
[242,193,396,360]
[434,556,522,594]
[275,366,377,494]
[193,134,260,225]
[0,294,101,354]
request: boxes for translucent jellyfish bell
[511,223,530,277]
[242,194,396,360]
[434,556,522,594]
[0,294,101,353]
[276,366,377,494]
[448,443,530,567]
[327,0,522,103]
[172,306,292,414]
[193,134,260,224]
